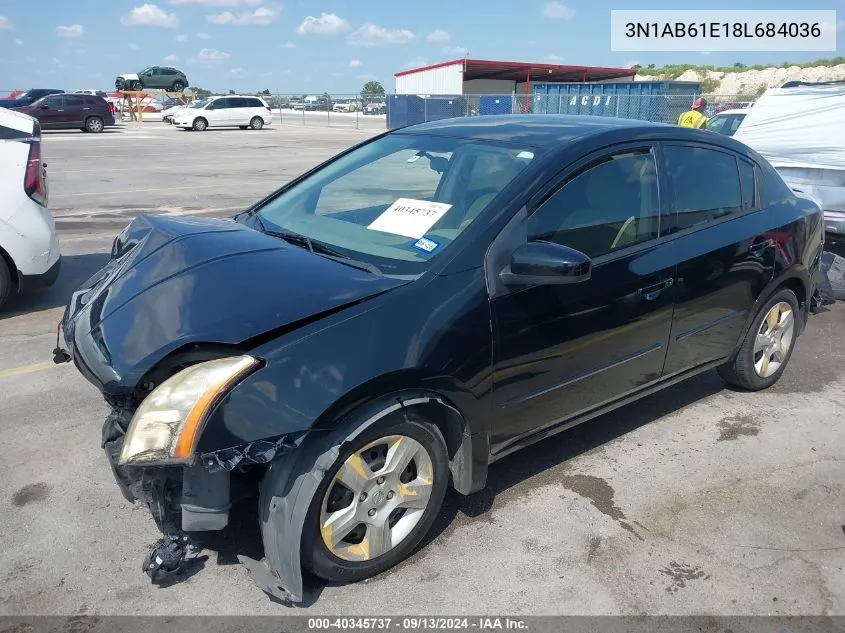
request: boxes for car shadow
[0,252,110,320]
[189,369,725,606]
[42,129,124,135]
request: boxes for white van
[0,107,61,310]
[732,83,845,238]
[173,95,272,131]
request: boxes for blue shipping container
[532,81,701,124]
[479,95,514,115]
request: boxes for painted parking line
[0,361,65,380]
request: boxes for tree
[360,80,385,102]
[228,89,235,95]
[647,63,655,69]
[191,86,213,98]
[733,62,746,68]
[259,89,271,95]
[631,63,642,69]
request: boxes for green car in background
[115,66,189,92]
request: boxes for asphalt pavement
[0,122,843,616]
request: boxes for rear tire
[172,81,185,92]
[0,256,12,311]
[192,117,208,131]
[85,116,104,133]
[717,288,799,391]
[299,413,449,583]
[249,116,264,130]
[130,80,143,91]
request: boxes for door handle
[638,277,674,300]
[749,238,774,256]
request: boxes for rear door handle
[638,277,674,300]
[750,238,774,256]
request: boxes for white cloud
[296,13,349,35]
[196,31,212,39]
[207,6,279,25]
[227,67,247,77]
[164,53,180,62]
[168,0,260,5]
[348,23,414,47]
[348,59,361,68]
[0,16,12,30]
[402,56,427,70]
[176,33,189,41]
[542,2,575,20]
[197,47,230,61]
[56,24,84,38]
[15,38,23,45]
[128,43,140,50]
[442,45,468,56]
[279,41,295,49]
[540,54,565,63]
[121,4,179,28]
[426,28,450,43]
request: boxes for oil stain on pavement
[658,561,711,593]
[716,415,761,442]
[561,474,643,540]
[11,482,51,507]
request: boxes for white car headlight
[119,355,260,466]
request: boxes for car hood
[118,73,139,81]
[62,214,408,393]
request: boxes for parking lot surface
[1,123,843,616]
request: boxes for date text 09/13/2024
[306,618,529,631]
[624,22,822,39]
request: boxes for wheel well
[781,276,806,308]
[0,244,19,292]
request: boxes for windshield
[190,98,211,109]
[254,133,539,276]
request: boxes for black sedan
[57,115,823,602]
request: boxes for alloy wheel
[753,301,794,377]
[319,435,434,562]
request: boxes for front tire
[0,256,11,310]
[249,116,264,130]
[130,80,143,91]
[192,117,208,131]
[300,414,449,583]
[718,287,799,391]
[172,81,185,92]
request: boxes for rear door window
[65,95,85,108]
[663,145,745,231]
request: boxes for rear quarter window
[664,145,745,231]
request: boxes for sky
[0,0,841,95]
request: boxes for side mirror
[499,241,591,286]
[429,156,449,174]
[40,104,49,109]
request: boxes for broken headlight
[119,355,260,467]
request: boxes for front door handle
[638,277,674,300]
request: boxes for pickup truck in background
[0,89,65,109]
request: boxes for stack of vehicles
[115,66,189,93]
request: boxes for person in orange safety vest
[677,97,708,129]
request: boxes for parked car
[161,100,197,124]
[74,89,109,98]
[705,108,748,136]
[733,83,845,244]
[16,93,115,133]
[332,99,359,113]
[172,95,271,131]
[0,88,64,109]
[115,66,189,92]
[362,101,386,115]
[0,108,60,310]
[56,115,823,603]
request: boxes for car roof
[0,106,37,137]
[713,109,749,115]
[394,114,674,148]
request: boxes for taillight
[24,140,47,207]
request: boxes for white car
[161,103,191,124]
[0,107,61,310]
[173,95,272,131]
[706,108,748,136]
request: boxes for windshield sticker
[367,198,453,239]
[412,237,440,253]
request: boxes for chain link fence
[384,93,754,129]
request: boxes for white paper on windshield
[367,198,453,239]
